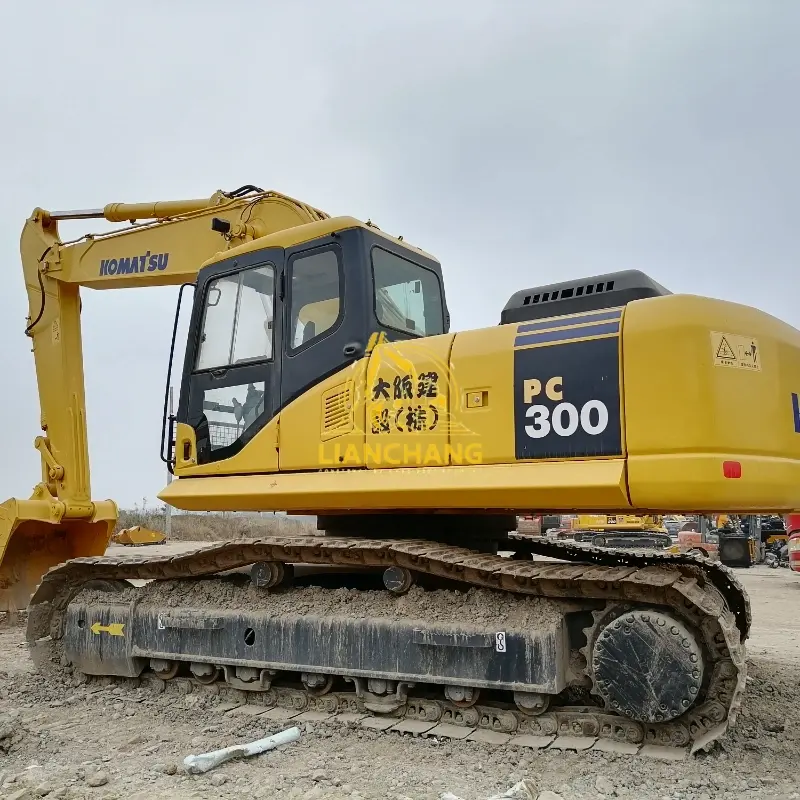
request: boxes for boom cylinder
[103,197,220,222]
[45,197,221,223]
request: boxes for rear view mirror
[413,280,421,294]
[207,287,222,307]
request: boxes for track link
[25,536,749,753]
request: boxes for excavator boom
[2,187,328,611]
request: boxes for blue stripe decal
[514,321,620,348]
[516,308,622,334]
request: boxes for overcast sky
[1,1,798,509]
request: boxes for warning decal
[710,331,761,371]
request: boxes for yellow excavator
[570,514,671,548]
[4,184,800,754]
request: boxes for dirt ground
[1,557,799,800]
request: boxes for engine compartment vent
[321,382,354,440]
[500,269,671,325]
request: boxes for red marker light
[723,461,742,479]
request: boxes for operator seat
[302,321,316,344]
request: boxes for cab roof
[202,215,438,269]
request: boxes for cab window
[371,247,444,337]
[201,381,266,451]
[195,265,274,371]
[288,248,342,351]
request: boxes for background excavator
[4,184,800,754]
[569,514,671,548]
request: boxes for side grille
[322,383,353,439]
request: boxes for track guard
[63,601,570,694]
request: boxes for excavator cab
[173,225,448,467]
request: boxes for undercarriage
[25,536,749,753]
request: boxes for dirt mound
[79,579,565,628]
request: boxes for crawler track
[26,536,749,753]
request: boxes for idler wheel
[591,609,704,724]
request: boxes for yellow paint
[710,331,761,371]
[623,295,800,510]
[54,193,329,290]
[514,319,621,350]
[174,417,280,477]
[365,331,388,355]
[0,495,116,614]
[448,326,516,465]
[280,360,367,470]
[111,526,166,545]
[160,458,631,512]
[90,622,125,636]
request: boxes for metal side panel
[65,603,568,694]
[64,602,147,677]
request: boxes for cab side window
[372,247,444,337]
[288,248,342,351]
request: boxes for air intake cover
[501,269,671,325]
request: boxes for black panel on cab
[501,269,671,325]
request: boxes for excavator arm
[1,187,329,612]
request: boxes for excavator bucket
[111,526,167,546]
[0,497,116,615]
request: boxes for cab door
[280,237,364,408]
[180,248,284,466]
[277,232,372,470]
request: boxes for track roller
[513,691,550,715]
[382,566,415,594]
[347,677,414,713]
[190,663,221,684]
[444,685,480,708]
[150,659,179,680]
[302,672,334,696]
[250,561,292,589]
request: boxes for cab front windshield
[372,247,444,337]
[193,264,274,452]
